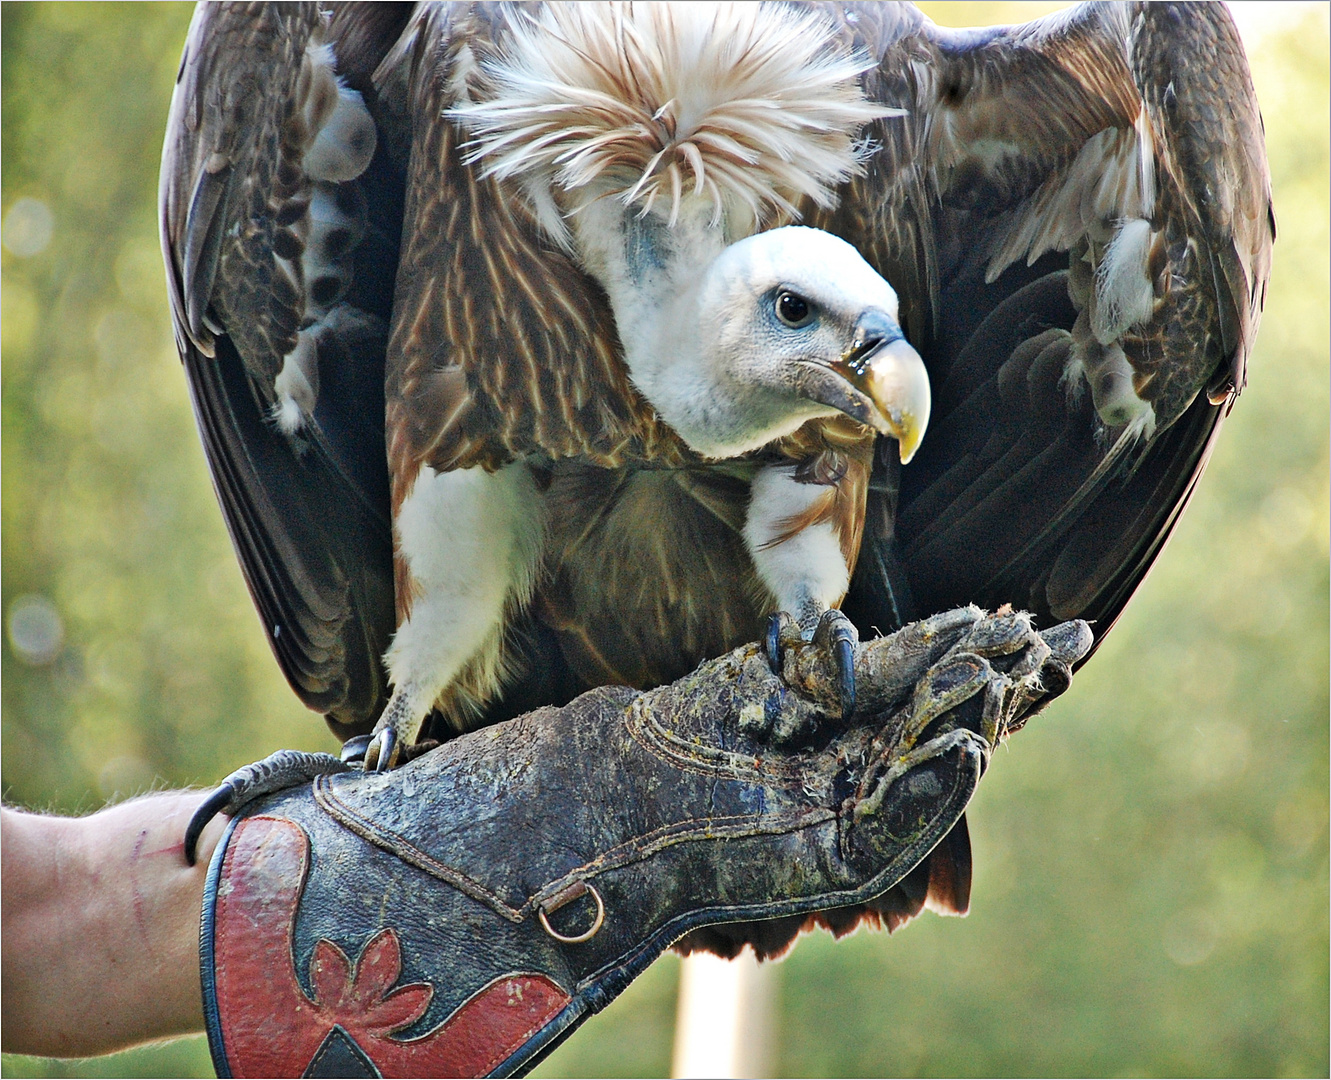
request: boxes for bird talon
[764,611,801,677]
[813,609,860,720]
[765,613,784,676]
[340,734,373,764]
[182,749,352,864]
[184,782,238,867]
[366,728,399,773]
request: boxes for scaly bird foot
[811,608,859,720]
[362,727,400,773]
[751,607,859,746]
[360,687,433,772]
[339,733,373,764]
[183,747,357,865]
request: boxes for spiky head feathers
[451,2,897,227]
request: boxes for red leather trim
[213,816,571,1077]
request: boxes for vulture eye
[775,290,813,328]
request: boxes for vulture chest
[535,460,770,691]
[533,417,877,692]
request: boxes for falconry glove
[199,607,1090,1078]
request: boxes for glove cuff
[201,811,590,1079]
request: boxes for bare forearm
[1,792,226,1057]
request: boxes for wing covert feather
[839,1,1272,653]
[162,2,317,376]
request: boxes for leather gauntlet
[200,607,1089,1078]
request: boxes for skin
[0,792,226,1058]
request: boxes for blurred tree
[2,3,1325,1077]
[1,4,331,817]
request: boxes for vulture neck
[572,200,805,460]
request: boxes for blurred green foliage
[2,2,1326,1077]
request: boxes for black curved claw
[340,734,373,764]
[765,611,799,678]
[183,749,351,864]
[813,609,860,720]
[185,782,237,867]
[370,728,399,773]
[766,613,785,676]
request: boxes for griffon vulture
[161,1,1272,947]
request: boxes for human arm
[0,792,226,1057]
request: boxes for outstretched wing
[161,0,1271,735]
[833,0,1273,648]
[161,0,1272,958]
[160,3,410,736]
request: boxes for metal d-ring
[537,880,605,944]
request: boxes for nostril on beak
[850,311,903,362]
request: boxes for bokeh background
[2,2,1325,1076]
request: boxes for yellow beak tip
[894,418,924,465]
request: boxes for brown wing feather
[827,0,1272,949]
[324,5,413,96]
[1132,3,1273,401]
[162,3,319,384]
[841,0,1272,631]
[382,5,689,525]
[162,4,403,734]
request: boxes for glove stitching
[312,775,836,921]
[532,806,839,906]
[313,776,527,922]
[624,696,808,785]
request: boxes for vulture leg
[368,462,547,769]
[747,461,864,722]
[743,463,852,631]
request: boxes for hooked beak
[827,311,931,463]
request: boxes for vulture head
[636,225,930,461]
[451,2,925,463]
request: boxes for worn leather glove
[200,607,1089,1078]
